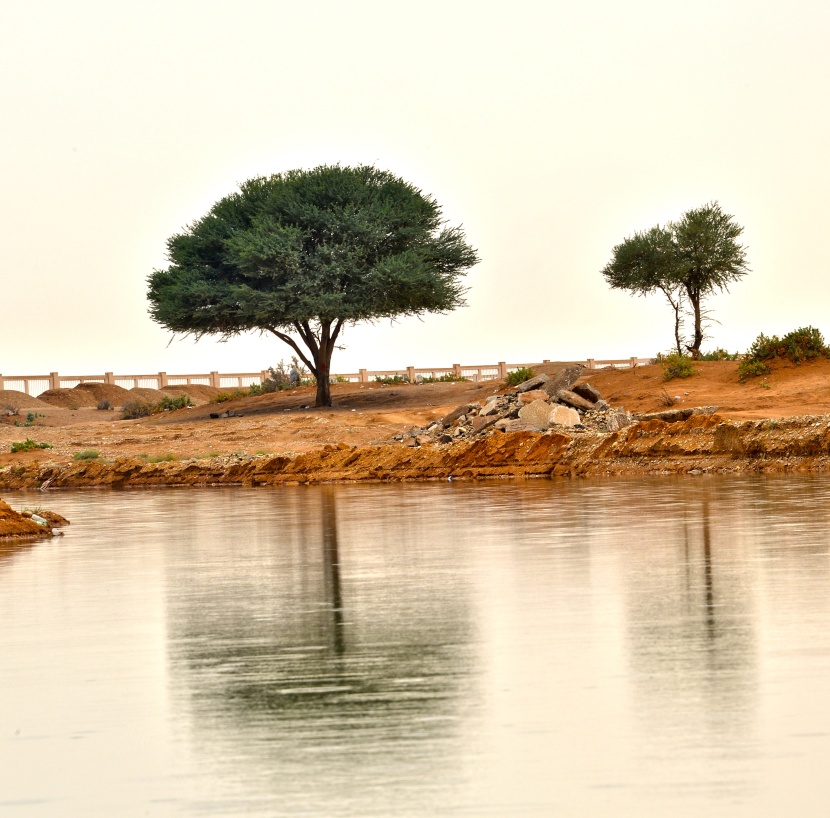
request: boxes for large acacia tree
[148,165,478,407]
[601,202,749,358]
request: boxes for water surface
[2,477,830,816]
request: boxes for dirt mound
[129,387,167,403]
[161,384,222,405]
[38,382,133,409]
[0,498,50,539]
[0,390,52,410]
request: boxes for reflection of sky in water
[1,477,830,816]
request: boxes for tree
[147,165,479,407]
[601,202,749,358]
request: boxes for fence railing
[0,358,650,397]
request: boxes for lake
[2,477,830,816]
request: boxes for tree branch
[266,327,317,376]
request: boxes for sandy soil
[1,359,829,470]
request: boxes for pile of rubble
[391,366,634,447]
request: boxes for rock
[407,426,422,436]
[404,438,418,447]
[572,382,603,403]
[472,414,499,433]
[595,399,610,411]
[480,401,500,416]
[541,365,583,398]
[518,389,550,405]
[495,418,536,433]
[548,404,580,427]
[556,389,595,412]
[441,405,473,427]
[438,434,453,444]
[518,399,553,430]
[638,408,694,423]
[693,405,718,416]
[606,412,632,433]
[415,435,432,446]
[426,421,443,433]
[515,373,550,392]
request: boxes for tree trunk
[315,350,332,407]
[689,290,703,359]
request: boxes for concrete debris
[388,366,717,447]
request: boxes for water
[2,477,830,816]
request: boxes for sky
[2,0,829,378]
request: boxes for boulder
[415,435,432,446]
[606,412,632,433]
[515,373,550,393]
[572,382,603,403]
[480,400,500,416]
[548,404,580,427]
[440,404,473,427]
[541,365,583,398]
[472,414,499,433]
[518,389,549,405]
[556,389,595,412]
[517,399,552,430]
[495,418,536,433]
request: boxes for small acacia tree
[147,165,479,407]
[601,202,749,358]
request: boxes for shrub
[97,399,111,410]
[661,353,696,381]
[374,374,409,384]
[505,367,535,387]
[12,412,44,427]
[213,391,247,404]
[10,438,53,453]
[700,348,740,361]
[738,326,830,380]
[157,395,193,411]
[421,372,468,383]
[122,399,155,419]
[258,356,312,392]
[122,395,192,418]
[73,450,100,461]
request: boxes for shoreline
[3,413,830,492]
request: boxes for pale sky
[2,1,829,378]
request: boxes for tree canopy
[147,165,479,406]
[601,202,749,358]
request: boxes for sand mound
[0,390,52,410]
[129,387,167,403]
[38,382,133,409]
[161,384,222,406]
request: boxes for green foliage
[122,394,192,419]
[144,453,177,463]
[147,165,479,407]
[97,399,112,410]
[661,353,696,381]
[12,411,44,427]
[505,367,535,387]
[700,348,740,361]
[73,450,100,461]
[10,438,53,453]
[375,374,409,384]
[602,202,749,357]
[213,391,247,404]
[738,326,830,380]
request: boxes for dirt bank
[2,359,830,489]
[0,499,69,539]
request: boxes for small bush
[213,391,247,404]
[2,403,20,417]
[10,438,53,453]
[661,353,696,381]
[421,372,468,383]
[73,450,100,461]
[374,374,409,385]
[700,348,740,361]
[97,399,111,410]
[505,367,535,387]
[157,394,193,411]
[738,326,830,380]
[122,399,155,419]
[146,453,177,463]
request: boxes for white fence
[0,358,650,397]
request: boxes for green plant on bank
[10,438,53,453]
[422,372,468,383]
[142,453,177,463]
[73,450,100,461]
[213,391,248,404]
[374,374,409,385]
[661,353,696,381]
[738,326,830,381]
[12,412,45,427]
[504,367,535,387]
[699,348,740,361]
[122,394,193,419]
[760,379,771,389]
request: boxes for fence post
[359,368,368,383]
[406,366,415,383]
[50,372,60,390]
[587,358,595,370]
[104,372,114,385]
[630,357,638,368]
[158,371,168,387]
[0,374,3,391]
[210,371,220,388]
[498,362,507,380]
[452,363,462,378]
[261,370,269,384]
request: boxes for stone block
[496,418,536,433]
[518,389,549,405]
[572,382,603,403]
[441,404,472,427]
[541,365,583,397]
[548,404,580,427]
[515,373,550,392]
[556,389,595,412]
[480,400,500,416]
[606,412,631,433]
[472,414,499,433]
[517,399,552,430]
